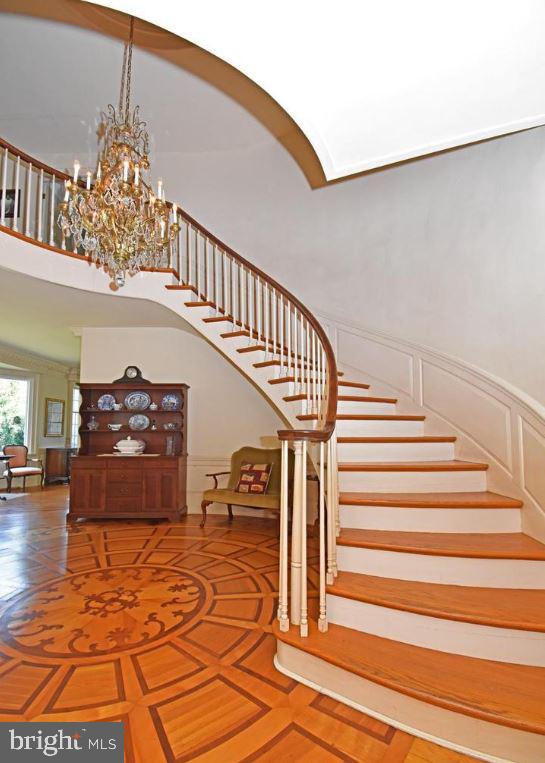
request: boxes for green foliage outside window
[0,379,27,448]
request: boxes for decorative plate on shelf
[128,414,150,431]
[124,391,152,411]
[97,394,116,411]
[161,393,181,411]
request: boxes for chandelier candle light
[58,18,179,287]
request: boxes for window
[71,385,81,449]
[0,377,30,449]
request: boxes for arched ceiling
[85,0,545,180]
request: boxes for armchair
[200,446,294,528]
[2,445,44,492]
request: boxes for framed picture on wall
[44,398,65,437]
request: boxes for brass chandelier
[58,18,179,287]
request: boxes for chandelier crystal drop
[58,18,179,287]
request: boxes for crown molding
[0,342,74,376]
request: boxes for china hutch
[69,377,188,522]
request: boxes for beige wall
[79,326,284,513]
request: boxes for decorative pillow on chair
[235,463,272,494]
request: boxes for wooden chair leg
[23,477,26,491]
[200,500,212,529]
[7,475,12,493]
[227,503,233,522]
[41,471,45,489]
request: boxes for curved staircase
[275,385,545,763]
[1,136,545,762]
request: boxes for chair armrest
[205,471,231,489]
[29,458,43,466]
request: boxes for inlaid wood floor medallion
[0,488,476,762]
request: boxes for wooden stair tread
[339,491,523,508]
[339,380,370,389]
[220,330,250,338]
[165,283,198,293]
[328,571,545,631]
[338,436,456,444]
[338,460,488,472]
[237,345,266,353]
[338,395,397,403]
[268,376,295,385]
[202,315,232,323]
[185,301,215,307]
[273,621,545,734]
[337,529,545,559]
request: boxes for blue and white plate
[97,394,116,411]
[128,414,150,431]
[124,391,152,411]
[161,393,181,411]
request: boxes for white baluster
[272,289,277,355]
[256,276,261,343]
[332,427,340,537]
[0,146,8,225]
[287,302,292,377]
[299,311,304,396]
[37,169,44,242]
[293,307,299,392]
[279,295,285,371]
[306,319,311,412]
[49,176,55,246]
[12,155,20,231]
[195,229,200,296]
[300,438,308,637]
[185,221,190,285]
[264,284,270,359]
[318,440,328,631]
[278,439,290,632]
[212,244,217,307]
[24,162,32,236]
[312,330,317,415]
[222,250,228,314]
[290,439,303,625]
[248,270,254,340]
[327,433,338,581]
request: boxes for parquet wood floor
[0,487,478,762]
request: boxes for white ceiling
[85,0,545,180]
[0,268,194,365]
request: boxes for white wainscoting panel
[521,421,545,510]
[421,360,512,471]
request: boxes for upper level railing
[0,135,339,636]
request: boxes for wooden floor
[0,486,478,762]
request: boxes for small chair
[200,446,294,527]
[2,445,44,492]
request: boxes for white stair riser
[276,643,545,763]
[337,441,454,462]
[327,595,545,666]
[338,469,487,492]
[337,545,545,588]
[337,400,397,415]
[336,419,424,437]
[338,505,521,533]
